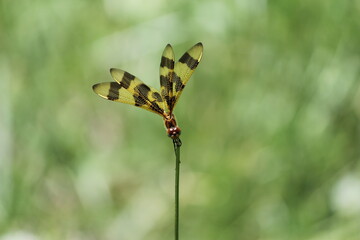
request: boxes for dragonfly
[92,42,203,146]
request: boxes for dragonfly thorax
[164,114,181,139]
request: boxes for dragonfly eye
[167,126,181,139]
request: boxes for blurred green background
[1,0,360,239]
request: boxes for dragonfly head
[167,126,181,139]
[164,114,181,139]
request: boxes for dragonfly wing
[93,68,166,116]
[171,42,203,112]
[159,44,175,112]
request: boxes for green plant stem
[173,138,182,240]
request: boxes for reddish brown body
[164,114,181,139]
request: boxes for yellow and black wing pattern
[93,68,165,116]
[159,44,175,112]
[159,42,203,113]
[93,43,203,117]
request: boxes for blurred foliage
[1,0,360,239]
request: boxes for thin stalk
[173,138,182,240]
